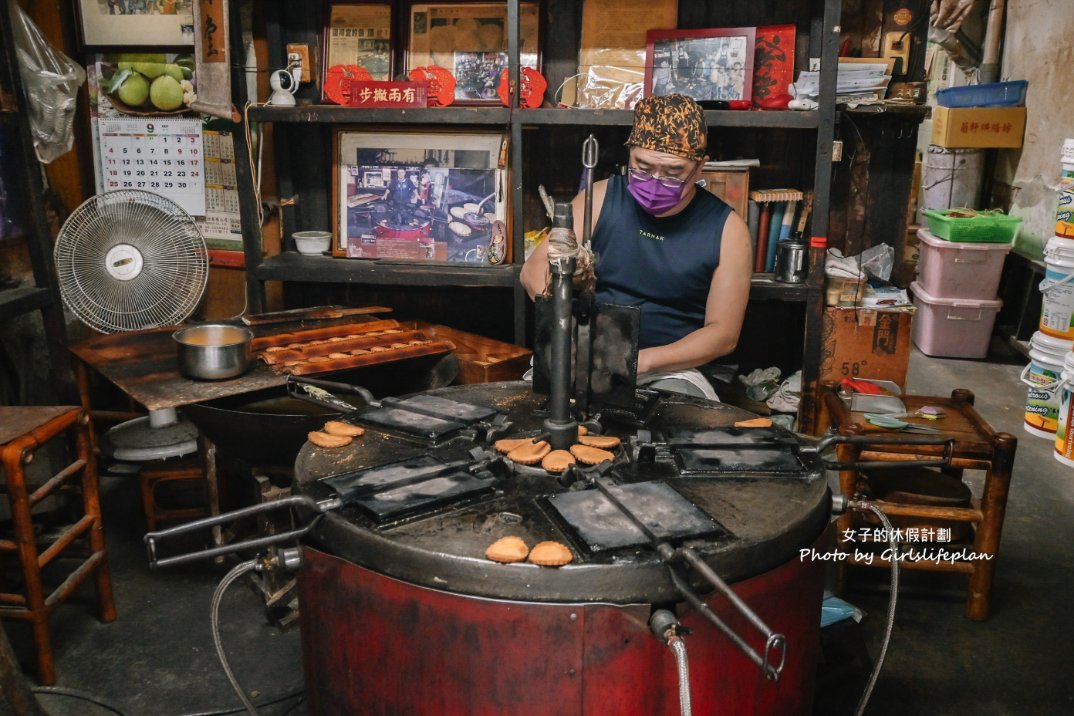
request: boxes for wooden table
[70,326,291,413]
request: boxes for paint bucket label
[1041,240,1074,339]
[1023,362,1062,438]
[1055,379,1074,466]
[1055,352,1074,466]
[1056,175,1074,238]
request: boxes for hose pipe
[650,609,693,716]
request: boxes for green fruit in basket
[163,64,185,83]
[149,75,184,111]
[132,62,168,79]
[118,53,167,71]
[116,72,150,108]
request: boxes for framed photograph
[645,27,756,103]
[333,129,509,265]
[77,0,195,48]
[323,2,394,85]
[406,2,541,105]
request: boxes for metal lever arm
[144,494,341,569]
[658,543,787,681]
[809,434,956,471]
[588,476,786,680]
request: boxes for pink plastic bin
[910,281,1003,358]
[916,228,1012,300]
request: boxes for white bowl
[293,230,331,255]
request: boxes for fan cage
[55,190,209,334]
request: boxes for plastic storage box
[910,281,1003,358]
[922,209,1023,243]
[916,228,1012,300]
[936,80,1028,108]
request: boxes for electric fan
[55,189,210,461]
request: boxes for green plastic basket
[922,209,1023,243]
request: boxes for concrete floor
[4,346,1073,715]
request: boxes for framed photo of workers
[323,2,394,88]
[77,0,195,48]
[332,129,509,263]
[644,27,756,104]
[406,2,541,105]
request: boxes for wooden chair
[818,384,1017,621]
[0,406,116,684]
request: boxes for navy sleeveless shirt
[591,175,732,349]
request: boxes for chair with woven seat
[818,384,1017,621]
[0,406,116,684]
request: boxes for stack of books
[747,189,811,273]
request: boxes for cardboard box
[820,307,915,391]
[931,106,1027,149]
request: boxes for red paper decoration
[324,65,372,105]
[407,66,456,107]
[497,67,548,109]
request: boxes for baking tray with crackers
[255,319,456,376]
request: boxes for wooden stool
[0,406,117,684]
[818,385,1017,621]
[137,454,209,532]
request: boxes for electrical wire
[853,501,901,716]
[211,559,262,716]
[179,688,305,716]
[30,686,129,715]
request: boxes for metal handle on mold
[809,433,956,470]
[144,494,341,569]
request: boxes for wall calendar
[97,117,206,217]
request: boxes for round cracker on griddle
[485,536,529,563]
[308,431,352,449]
[507,440,551,465]
[541,450,576,474]
[494,437,535,454]
[578,434,620,449]
[528,541,573,567]
[323,421,365,437]
[569,443,614,465]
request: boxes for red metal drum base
[298,532,828,716]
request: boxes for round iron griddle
[294,381,830,604]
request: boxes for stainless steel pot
[173,324,254,380]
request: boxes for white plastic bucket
[1054,350,1074,466]
[1056,138,1074,238]
[1040,237,1074,340]
[1021,331,1072,438]
[923,146,983,212]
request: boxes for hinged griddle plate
[358,395,499,442]
[665,428,807,476]
[321,455,494,523]
[546,480,726,553]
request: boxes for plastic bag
[8,2,86,164]
[825,244,895,282]
[574,50,646,110]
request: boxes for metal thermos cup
[774,241,808,283]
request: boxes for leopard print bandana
[625,94,707,160]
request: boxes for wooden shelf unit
[235,0,844,429]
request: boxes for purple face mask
[627,173,687,215]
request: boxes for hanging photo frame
[77,0,195,48]
[645,27,757,104]
[323,1,394,99]
[332,128,509,264]
[406,2,541,106]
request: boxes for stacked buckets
[1033,139,1074,465]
